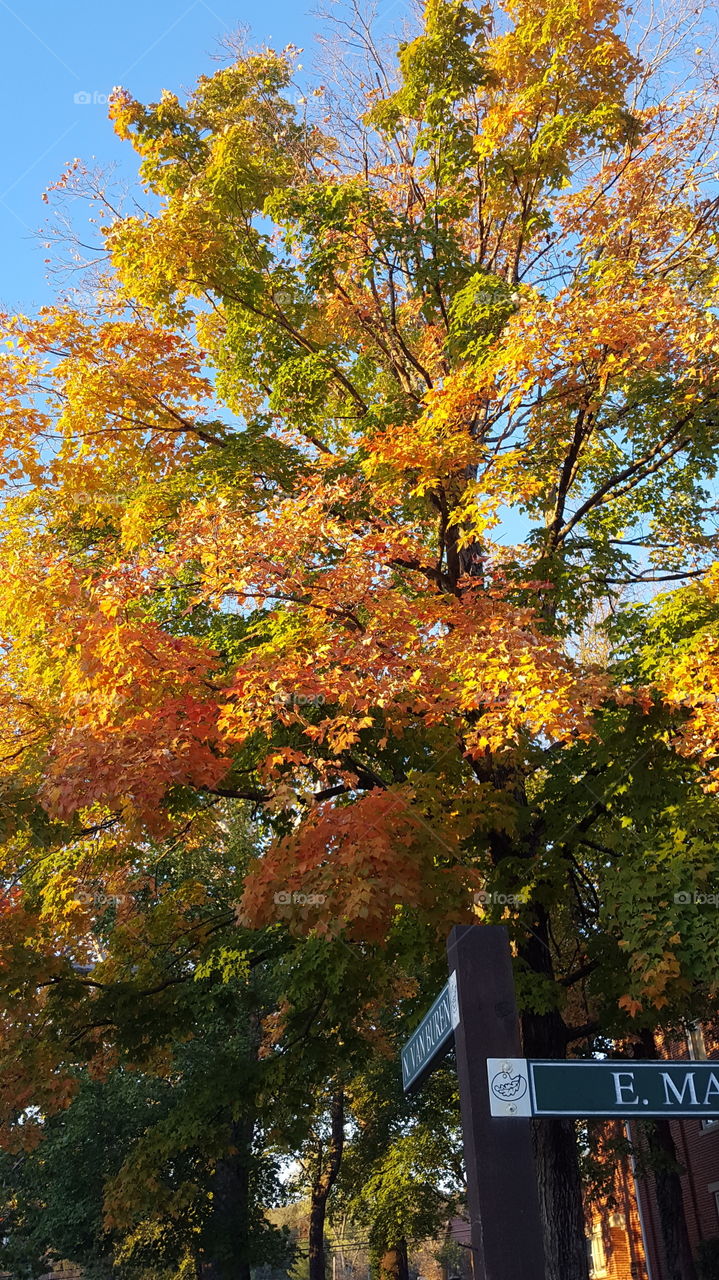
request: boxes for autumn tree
[331,1055,463,1280]
[3,1,719,1277]
[0,801,442,1280]
[0,1070,169,1279]
[0,1037,290,1280]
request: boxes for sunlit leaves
[2,0,719,1086]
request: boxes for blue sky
[0,0,327,313]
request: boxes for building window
[688,1022,708,1061]
[690,1025,718,1130]
[587,1225,607,1278]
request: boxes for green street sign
[401,972,460,1092]
[487,1057,719,1118]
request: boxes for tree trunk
[308,1193,328,1280]
[378,1240,409,1280]
[202,1113,254,1280]
[635,1033,697,1280]
[520,904,590,1280]
[308,1091,345,1280]
[529,1114,590,1280]
[201,1012,261,1280]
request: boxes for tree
[289,1089,345,1280]
[2,1,719,1276]
[0,800,445,1279]
[0,1051,292,1280]
[332,1058,463,1280]
[0,1069,168,1279]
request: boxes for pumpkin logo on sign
[491,1066,528,1103]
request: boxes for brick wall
[586,1129,649,1280]
[600,1025,719,1279]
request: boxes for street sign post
[400,925,719,1280]
[446,926,547,1280]
[487,1057,719,1118]
[401,928,547,1278]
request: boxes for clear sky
[0,0,331,313]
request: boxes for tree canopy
[2,1,719,1277]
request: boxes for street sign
[401,971,460,1091]
[487,1057,719,1118]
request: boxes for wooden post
[447,924,546,1280]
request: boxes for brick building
[586,1141,649,1280]
[587,1024,719,1279]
